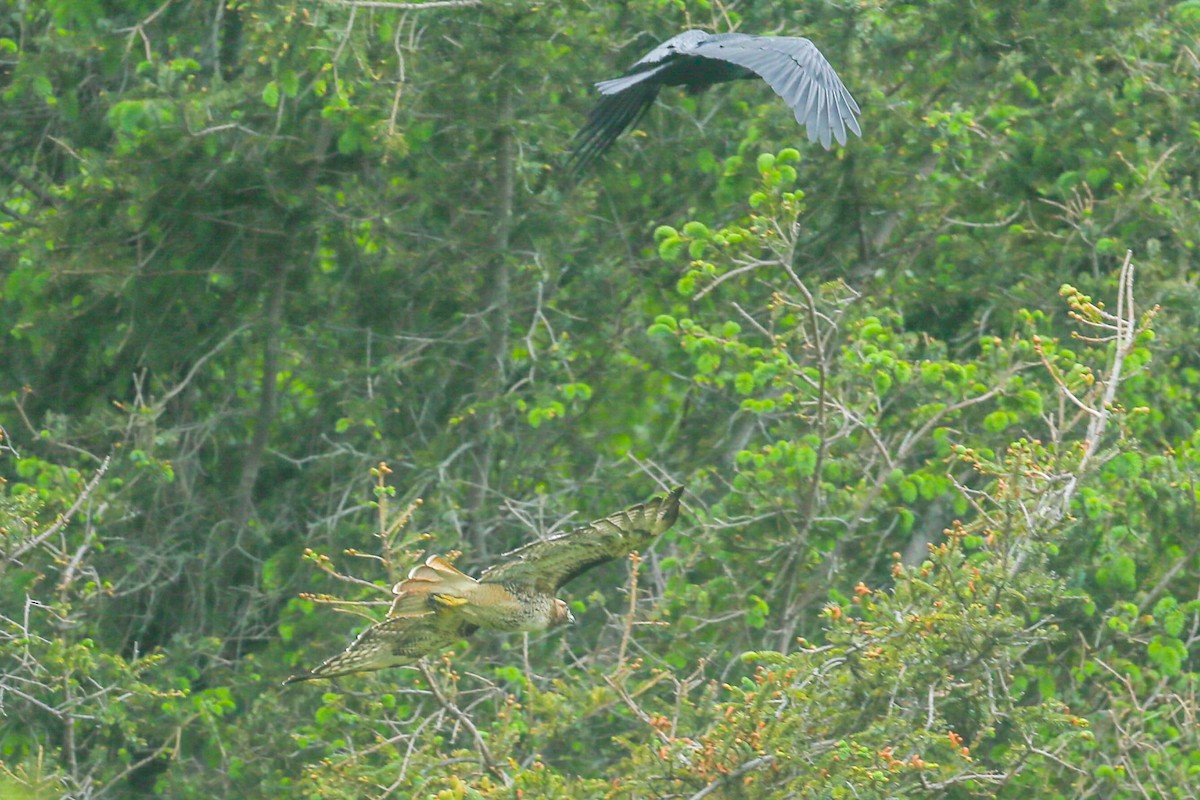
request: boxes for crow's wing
[283,612,477,683]
[564,30,717,177]
[592,30,715,96]
[594,64,671,96]
[478,487,684,594]
[690,35,861,148]
[621,29,712,72]
[564,80,661,179]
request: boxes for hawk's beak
[567,608,576,624]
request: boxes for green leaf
[1147,635,1185,676]
[279,70,300,98]
[982,411,1011,432]
[262,81,280,108]
[696,353,720,374]
[658,235,684,260]
[1096,555,1137,593]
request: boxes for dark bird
[566,30,861,178]
[285,487,684,683]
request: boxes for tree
[2,0,1199,796]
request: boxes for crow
[566,30,861,178]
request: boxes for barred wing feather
[479,486,684,594]
[284,613,477,683]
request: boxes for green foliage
[608,521,1087,798]
[0,459,185,797]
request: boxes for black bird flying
[567,30,861,177]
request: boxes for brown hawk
[285,486,683,683]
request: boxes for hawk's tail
[389,555,477,616]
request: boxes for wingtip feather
[656,485,684,530]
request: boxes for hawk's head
[551,598,575,626]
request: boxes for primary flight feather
[567,30,861,177]
[285,486,684,683]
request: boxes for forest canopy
[2,1,1199,798]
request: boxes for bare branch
[4,457,112,567]
[417,662,511,785]
[687,755,776,800]
[323,0,483,9]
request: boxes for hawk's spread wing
[285,486,683,683]
[478,486,684,594]
[284,612,477,683]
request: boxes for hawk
[567,30,861,177]
[285,486,684,683]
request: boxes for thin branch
[616,552,642,669]
[91,726,188,799]
[1055,252,1139,516]
[5,457,112,566]
[687,755,776,800]
[0,160,57,207]
[417,662,511,785]
[324,0,482,8]
[602,672,672,746]
[155,325,249,410]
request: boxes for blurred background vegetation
[2,0,1198,797]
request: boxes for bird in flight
[285,486,684,683]
[566,30,861,177]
